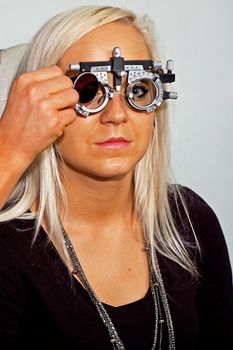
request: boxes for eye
[127,79,157,109]
[132,84,149,99]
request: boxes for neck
[61,166,136,237]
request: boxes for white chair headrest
[0,44,28,116]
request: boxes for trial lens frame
[69,47,178,117]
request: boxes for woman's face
[57,21,155,181]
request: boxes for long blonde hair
[0,5,200,277]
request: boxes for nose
[99,92,129,125]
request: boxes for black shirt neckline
[37,223,152,311]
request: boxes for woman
[0,5,232,350]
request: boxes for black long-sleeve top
[0,187,232,349]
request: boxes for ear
[0,44,28,117]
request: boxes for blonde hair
[0,5,200,277]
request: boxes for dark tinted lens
[74,73,99,104]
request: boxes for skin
[0,20,155,306]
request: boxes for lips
[95,137,131,149]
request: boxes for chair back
[0,44,28,116]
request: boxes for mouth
[95,137,132,149]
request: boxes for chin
[90,167,133,181]
[81,161,135,181]
[61,156,137,182]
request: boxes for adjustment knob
[69,64,81,71]
[166,60,174,72]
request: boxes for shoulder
[0,218,48,271]
[0,219,35,270]
[0,219,37,301]
[169,185,215,214]
[0,218,36,248]
[169,185,223,238]
[171,185,232,277]
[0,218,59,294]
[168,185,231,266]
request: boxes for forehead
[58,21,151,71]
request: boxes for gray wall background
[0,0,232,267]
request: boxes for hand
[0,65,78,164]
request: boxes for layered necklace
[62,228,176,350]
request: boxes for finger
[49,89,79,110]
[33,75,74,96]
[27,65,64,82]
[12,66,65,95]
[58,108,77,127]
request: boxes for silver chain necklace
[62,228,175,350]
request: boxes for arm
[0,66,78,210]
[0,144,32,210]
[190,194,233,348]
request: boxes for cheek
[135,114,154,149]
[56,120,89,159]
